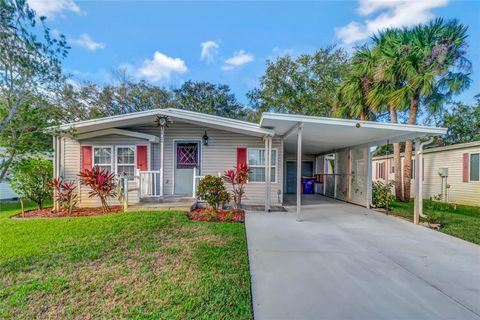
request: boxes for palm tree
[368,29,410,201]
[377,18,471,201]
[335,47,377,120]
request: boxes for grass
[389,199,480,245]
[0,201,252,319]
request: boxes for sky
[28,0,480,106]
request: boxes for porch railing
[139,170,162,198]
[192,167,204,198]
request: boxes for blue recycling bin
[302,177,315,194]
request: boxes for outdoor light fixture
[355,123,361,128]
[202,131,209,145]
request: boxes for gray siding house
[52,108,446,222]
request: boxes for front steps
[127,195,196,212]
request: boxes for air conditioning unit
[438,168,449,177]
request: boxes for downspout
[414,136,434,224]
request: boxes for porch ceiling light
[202,131,209,146]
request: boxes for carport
[259,114,447,223]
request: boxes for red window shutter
[81,146,92,172]
[137,146,148,171]
[375,162,378,179]
[383,161,386,179]
[237,148,247,167]
[463,153,469,182]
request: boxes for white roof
[260,113,447,154]
[54,108,447,154]
[56,108,274,137]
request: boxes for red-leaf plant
[78,167,117,213]
[50,178,78,215]
[223,163,249,209]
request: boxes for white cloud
[336,0,448,46]
[72,33,105,51]
[135,51,188,82]
[200,40,219,63]
[28,0,80,18]
[222,50,254,71]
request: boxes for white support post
[160,126,165,197]
[323,158,327,196]
[52,136,58,211]
[264,137,269,212]
[366,147,373,209]
[267,137,272,211]
[296,125,303,221]
[192,167,196,198]
[414,138,421,225]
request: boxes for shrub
[78,167,117,213]
[197,175,230,209]
[223,163,249,209]
[372,180,394,209]
[50,178,78,215]
[10,157,52,210]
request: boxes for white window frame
[92,145,114,174]
[115,145,137,180]
[469,152,480,182]
[247,147,278,183]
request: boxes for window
[471,153,479,181]
[176,143,198,169]
[93,147,113,173]
[390,159,394,174]
[247,148,277,182]
[377,162,385,179]
[117,146,136,180]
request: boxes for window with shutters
[470,153,480,181]
[116,146,136,180]
[93,146,113,174]
[247,148,277,182]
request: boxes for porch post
[414,138,421,225]
[160,126,165,196]
[296,124,303,221]
[366,146,373,209]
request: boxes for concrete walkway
[246,197,480,320]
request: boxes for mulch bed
[187,208,245,223]
[15,206,123,218]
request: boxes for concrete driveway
[246,197,480,320]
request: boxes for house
[372,141,480,206]
[51,108,446,222]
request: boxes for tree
[435,96,480,145]
[375,19,471,200]
[249,47,349,118]
[0,0,68,132]
[173,80,250,120]
[335,46,377,120]
[56,73,175,123]
[9,157,52,210]
[0,96,55,181]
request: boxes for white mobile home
[52,108,446,222]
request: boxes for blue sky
[29,0,480,106]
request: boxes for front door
[286,161,314,194]
[174,142,200,195]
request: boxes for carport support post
[414,138,421,225]
[296,124,303,221]
[159,125,165,197]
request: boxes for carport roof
[260,113,447,154]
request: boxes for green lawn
[0,201,252,319]
[389,199,480,245]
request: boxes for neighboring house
[0,180,19,201]
[372,141,480,206]
[52,108,445,219]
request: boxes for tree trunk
[403,92,420,201]
[390,107,403,201]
